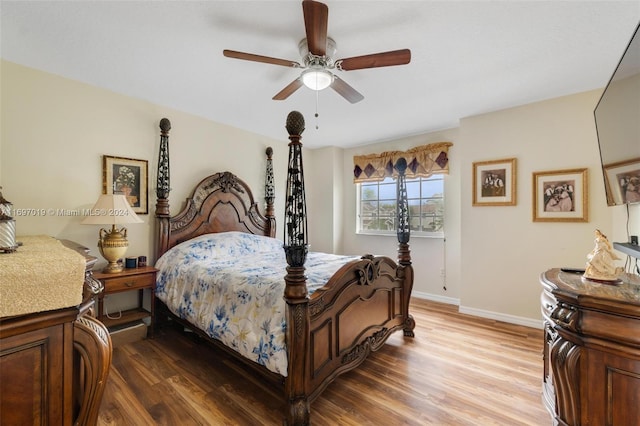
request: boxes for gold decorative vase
[98,225,129,273]
[81,194,143,273]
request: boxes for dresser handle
[124,281,135,287]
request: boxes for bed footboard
[307,255,414,399]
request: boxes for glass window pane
[361,184,378,201]
[357,176,445,235]
[409,215,421,232]
[428,216,445,232]
[360,217,375,230]
[406,181,420,199]
[422,199,444,216]
[422,216,436,232]
[408,199,421,216]
[421,179,443,198]
[379,183,396,201]
[382,216,396,231]
[379,201,396,217]
[360,201,378,216]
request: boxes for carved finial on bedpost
[395,157,411,266]
[265,147,276,230]
[156,118,171,216]
[283,111,310,426]
[285,110,305,136]
[159,117,171,132]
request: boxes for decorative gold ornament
[81,194,143,273]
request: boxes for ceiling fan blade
[273,78,304,100]
[337,49,411,71]
[302,0,328,56]
[223,50,300,68]
[330,76,364,104]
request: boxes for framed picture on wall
[532,168,588,222]
[102,155,148,214]
[472,158,517,206]
[603,158,640,206]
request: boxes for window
[357,175,444,237]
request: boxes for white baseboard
[412,291,543,329]
[411,291,460,306]
[458,305,543,329]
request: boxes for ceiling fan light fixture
[301,68,333,91]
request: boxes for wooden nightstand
[93,266,157,338]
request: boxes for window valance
[353,142,453,183]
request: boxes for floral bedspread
[155,232,359,376]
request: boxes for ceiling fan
[223,0,411,104]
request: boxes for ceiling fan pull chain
[315,90,320,130]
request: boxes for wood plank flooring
[97,298,550,425]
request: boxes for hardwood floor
[97,299,550,425]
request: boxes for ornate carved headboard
[154,119,275,260]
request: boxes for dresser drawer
[103,273,155,292]
[540,289,556,320]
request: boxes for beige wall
[306,146,344,254]
[337,91,638,326]
[459,91,613,322]
[2,60,637,325]
[0,60,289,270]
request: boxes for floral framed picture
[532,168,588,222]
[472,158,517,206]
[603,157,640,206]
[102,155,148,214]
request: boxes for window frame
[356,175,445,238]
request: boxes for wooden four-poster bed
[153,112,415,425]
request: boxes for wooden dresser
[540,268,640,426]
[0,239,112,425]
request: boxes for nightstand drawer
[104,273,155,292]
[93,266,158,338]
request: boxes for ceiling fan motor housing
[298,37,337,69]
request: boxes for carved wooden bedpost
[395,157,410,265]
[283,111,310,426]
[155,118,171,261]
[265,147,276,236]
[395,157,416,337]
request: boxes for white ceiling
[2,1,639,149]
